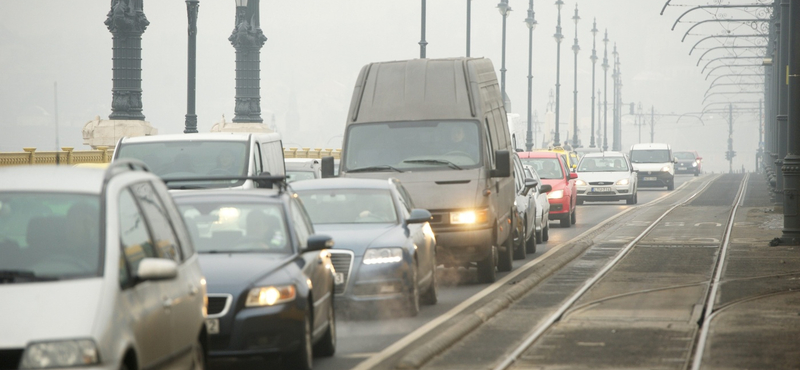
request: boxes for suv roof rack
[161,174,288,192]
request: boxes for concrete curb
[396,240,595,369]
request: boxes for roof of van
[630,143,670,150]
[119,132,281,144]
[347,57,501,123]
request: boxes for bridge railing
[284,148,341,159]
[0,147,113,167]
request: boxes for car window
[296,189,399,224]
[578,157,629,172]
[520,158,564,180]
[0,192,102,280]
[119,189,155,286]
[254,143,263,177]
[286,170,317,183]
[290,200,312,251]
[630,150,671,163]
[674,152,696,160]
[130,182,182,262]
[178,202,289,253]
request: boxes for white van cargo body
[629,143,675,190]
[114,132,285,189]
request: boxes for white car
[285,158,321,182]
[523,165,552,244]
[0,162,207,370]
[575,151,639,205]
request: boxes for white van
[114,132,285,189]
[629,143,676,190]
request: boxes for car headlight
[450,209,488,224]
[575,179,587,186]
[616,178,629,185]
[363,248,404,265]
[692,162,697,167]
[245,285,296,307]
[547,190,565,199]
[21,339,99,369]
[661,166,671,172]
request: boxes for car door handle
[189,285,198,296]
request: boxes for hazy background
[0,1,765,173]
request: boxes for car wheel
[286,308,313,370]
[513,221,527,260]
[404,266,420,317]
[543,222,550,241]
[535,227,543,244]
[190,338,206,370]
[576,198,584,205]
[477,246,497,283]
[313,299,336,357]
[560,213,571,228]
[634,192,638,204]
[570,208,577,224]
[626,193,636,205]
[497,228,514,272]
[525,224,537,254]
[420,254,438,305]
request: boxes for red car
[518,151,578,227]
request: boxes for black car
[291,178,437,317]
[674,151,702,176]
[171,187,336,370]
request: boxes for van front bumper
[432,225,493,264]
[637,171,673,187]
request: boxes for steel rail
[689,174,749,370]
[492,177,719,370]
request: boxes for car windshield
[343,121,482,171]
[520,158,563,180]
[296,189,398,224]
[116,141,249,188]
[286,170,317,183]
[0,193,102,282]
[177,202,290,254]
[578,157,629,172]
[674,152,696,160]
[630,150,671,163]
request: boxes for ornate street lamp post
[602,30,609,151]
[612,43,619,151]
[184,0,199,133]
[230,0,267,123]
[498,0,511,107]
[420,0,427,58]
[589,19,598,148]
[525,0,537,151]
[553,0,565,147]
[571,5,580,148]
[105,0,149,121]
[466,0,472,57]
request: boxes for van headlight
[575,179,587,186]
[450,209,488,224]
[616,179,629,185]
[245,285,296,307]
[547,190,565,199]
[363,248,404,264]
[21,339,99,368]
[661,166,671,172]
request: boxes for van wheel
[477,246,497,283]
[667,179,675,191]
[497,232,514,272]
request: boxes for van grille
[329,250,354,295]
[0,349,23,370]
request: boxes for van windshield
[343,121,482,172]
[630,150,671,163]
[116,141,249,188]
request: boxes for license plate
[678,167,687,170]
[334,272,345,285]
[643,176,657,181]
[205,319,219,335]
[591,187,612,192]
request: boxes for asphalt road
[311,175,695,370]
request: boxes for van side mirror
[491,150,511,178]
[540,184,552,193]
[321,156,335,178]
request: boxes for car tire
[420,255,438,305]
[576,198,584,205]
[477,246,497,283]
[543,222,550,241]
[497,229,514,272]
[313,300,336,357]
[626,193,636,205]
[570,209,577,225]
[190,338,206,370]
[525,225,537,254]
[404,265,421,317]
[560,213,571,228]
[286,308,313,370]
[535,227,543,244]
[513,222,527,260]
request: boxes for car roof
[119,132,278,143]
[0,166,106,194]
[170,188,286,204]
[582,151,625,158]
[289,177,394,191]
[517,151,559,159]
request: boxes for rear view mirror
[137,258,178,282]
[569,172,578,180]
[321,156,335,178]
[307,234,334,251]
[524,178,539,189]
[407,209,432,224]
[491,150,511,178]
[540,184,552,193]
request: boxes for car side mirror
[491,150,511,178]
[569,172,578,180]
[673,158,678,163]
[407,209,432,224]
[321,156,336,178]
[306,234,334,252]
[524,178,539,189]
[540,184,552,193]
[137,258,178,282]
[696,157,703,161]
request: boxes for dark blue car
[292,178,437,317]
[171,188,335,370]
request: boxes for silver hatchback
[0,163,207,370]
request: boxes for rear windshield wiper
[348,165,405,173]
[403,159,463,170]
[0,270,60,283]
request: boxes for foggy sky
[0,1,766,173]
